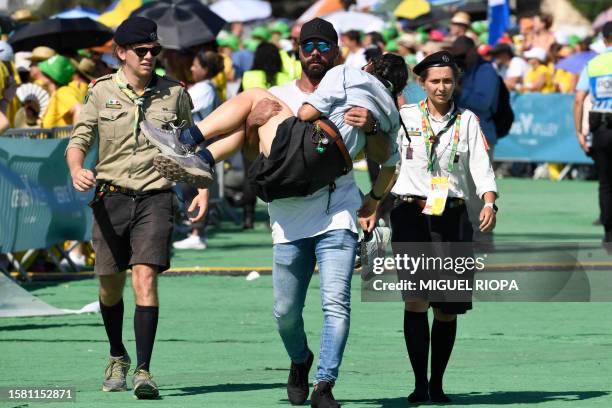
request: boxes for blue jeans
[273,229,357,384]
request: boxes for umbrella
[593,7,612,30]
[399,8,452,30]
[8,17,114,52]
[131,0,226,50]
[298,0,344,23]
[555,51,597,75]
[394,0,431,20]
[98,0,143,28]
[0,13,16,34]
[210,0,271,23]
[53,6,101,20]
[323,11,385,34]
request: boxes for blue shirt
[231,49,254,80]
[457,58,500,145]
[577,46,612,113]
[304,64,401,167]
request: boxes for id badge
[405,146,413,160]
[422,176,449,216]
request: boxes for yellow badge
[422,176,449,216]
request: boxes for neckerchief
[418,99,462,173]
[113,69,157,142]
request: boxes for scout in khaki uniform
[65,16,204,399]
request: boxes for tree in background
[568,0,610,23]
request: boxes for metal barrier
[1,126,73,139]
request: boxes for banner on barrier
[489,93,592,164]
[0,137,95,253]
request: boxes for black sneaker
[310,381,340,408]
[287,350,314,405]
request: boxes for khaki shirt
[67,70,194,191]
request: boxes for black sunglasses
[131,45,162,58]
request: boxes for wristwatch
[365,119,379,135]
[484,202,498,213]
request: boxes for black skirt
[390,199,474,315]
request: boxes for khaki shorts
[92,189,175,275]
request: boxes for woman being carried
[141,53,408,194]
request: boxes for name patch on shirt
[407,127,422,137]
[106,99,122,109]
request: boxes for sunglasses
[301,41,332,54]
[131,45,162,58]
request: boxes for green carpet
[1,177,611,407]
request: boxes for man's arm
[244,97,282,161]
[358,165,397,232]
[66,147,96,192]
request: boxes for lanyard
[418,99,462,173]
[113,69,156,143]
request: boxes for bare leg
[196,88,293,157]
[207,127,246,163]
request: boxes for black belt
[393,194,465,210]
[96,182,169,197]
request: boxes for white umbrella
[210,0,272,23]
[323,11,385,34]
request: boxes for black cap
[489,43,514,57]
[299,18,338,45]
[603,21,612,39]
[114,16,158,46]
[412,51,456,77]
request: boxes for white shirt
[392,102,498,200]
[497,57,528,80]
[188,80,220,122]
[268,80,362,244]
[344,48,368,70]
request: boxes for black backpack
[492,76,514,138]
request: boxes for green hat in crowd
[38,55,75,86]
[218,34,239,51]
[385,40,398,52]
[471,21,487,35]
[568,34,581,47]
[245,38,260,52]
[270,21,290,38]
[382,26,398,43]
[251,26,271,41]
[478,32,488,45]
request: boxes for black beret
[412,51,456,77]
[114,16,158,46]
[299,18,338,45]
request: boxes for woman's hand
[358,194,379,233]
[479,206,496,233]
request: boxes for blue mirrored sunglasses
[301,41,331,54]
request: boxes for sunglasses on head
[131,45,162,58]
[301,41,331,54]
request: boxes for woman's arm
[297,103,322,121]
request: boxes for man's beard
[301,58,333,81]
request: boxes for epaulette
[160,75,187,88]
[88,74,113,89]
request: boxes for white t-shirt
[498,56,528,80]
[344,48,368,70]
[188,80,220,122]
[268,80,362,244]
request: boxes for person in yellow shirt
[39,55,82,129]
[522,47,554,93]
[241,42,291,90]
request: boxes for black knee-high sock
[134,305,159,372]
[404,310,430,391]
[100,298,126,357]
[430,318,457,394]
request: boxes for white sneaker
[172,235,207,250]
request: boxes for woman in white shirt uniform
[390,51,498,404]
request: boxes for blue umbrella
[555,51,597,74]
[53,6,101,20]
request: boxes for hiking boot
[310,381,340,408]
[102,354,131,392]
[132,369,159,400]
[153,153,215,189]
[287,350,314,405]
[141,120,194,156]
